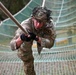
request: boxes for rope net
[0,0,76,75]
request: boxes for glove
[20,34,31,42]
[29,32,36,40]
[20,33,39,42]
[29,32,39,41]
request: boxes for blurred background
[0,0,76,75]
[0,0,30,20]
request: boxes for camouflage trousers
[17,48,36,75]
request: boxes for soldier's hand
[20,34,31,42]
[20,33,38,42]
[29,32,36,40]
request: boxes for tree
[0,0,30,20]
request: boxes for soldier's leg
[17,42,36,75]
[23,54,36,75]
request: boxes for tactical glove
[20,34,31,42]
[20,33,39,42]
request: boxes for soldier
[10,6,56,75]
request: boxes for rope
[55,0,64,26]
[0,21,2,26]
[0,44,10,48]
[42,0,46,7]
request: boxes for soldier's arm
[10,19,32,50]
[10,28,24,50]
[38,21,56,48]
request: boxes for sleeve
[10,28,23,50]
[40,20,56,48]
[10,20,29,50]
[40,38,54,48]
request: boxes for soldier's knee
[17,49,34,62]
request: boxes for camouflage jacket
[10,17,56,54]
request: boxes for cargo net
[0,0,76,75]
[0,44,76,75]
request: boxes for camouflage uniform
[10,17,56,75]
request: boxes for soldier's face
[32,18,46,30]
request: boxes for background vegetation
[0,0,30,21]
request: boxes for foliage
[0,0,30,20]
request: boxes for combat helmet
[32,6,52,22]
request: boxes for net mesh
[0,0,76,75]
